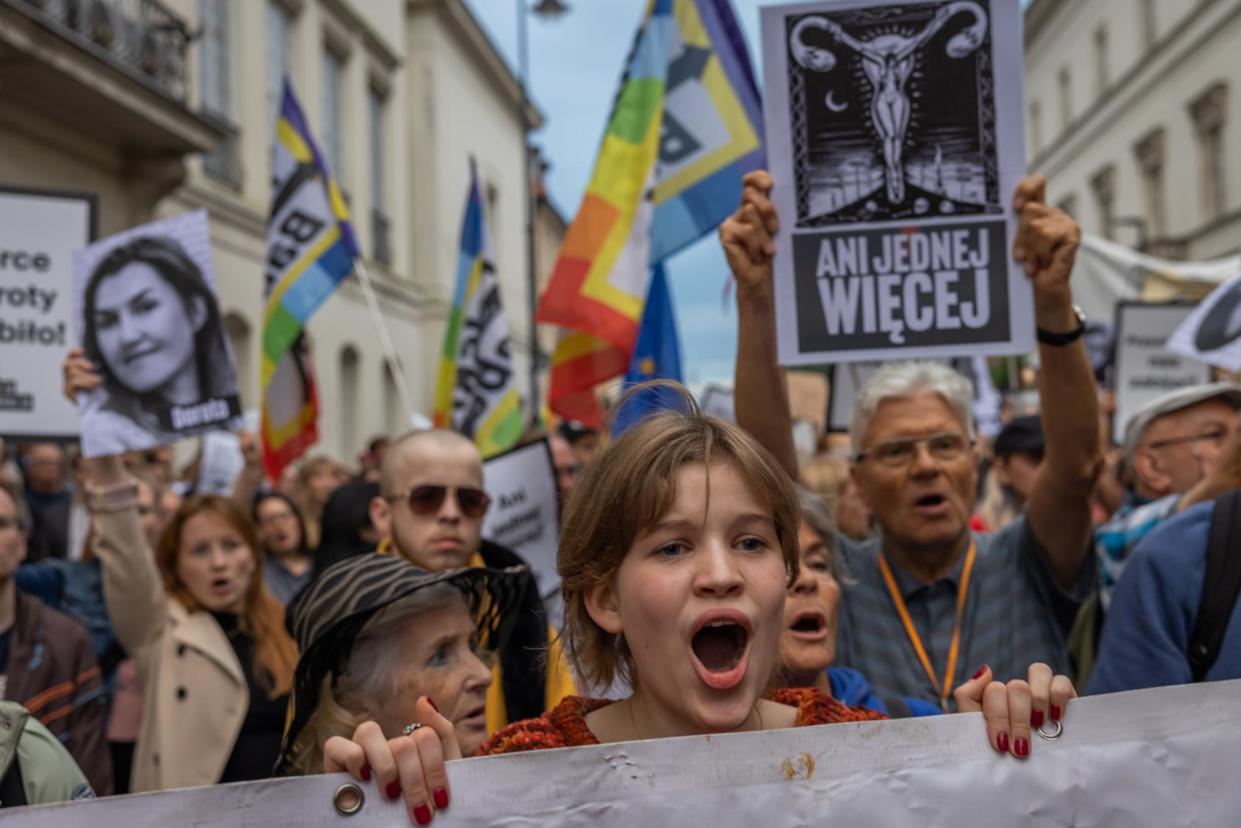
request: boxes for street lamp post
[516,0,569,424]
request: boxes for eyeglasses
[390,485,491,518]
[856,432,974,467]
[1146,427,1230,451]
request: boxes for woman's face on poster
[93,261,204,395]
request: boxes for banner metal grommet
[333,783,365,816]
[1036,719,1063,740]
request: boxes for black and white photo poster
[0,187,95,440]
[761,0,1030,365]
[73,210,242,457]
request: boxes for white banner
[1114,302,1212,436]
[761,0,1032,366]
[480,439,559,598]
[196,431,246,496]
[0,187,95,440]
[1166,270,1241,372]
[11,680,1241,826]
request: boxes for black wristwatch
[1037,304,1086,347]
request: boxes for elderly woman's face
[381,596,493,756]
[779,520,841,678]
[93,262,202,394]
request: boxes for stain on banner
[760,0,1032,365]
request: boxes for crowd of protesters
[0,172,1237,819]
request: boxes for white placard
[196,431,246,496]
[0,188,95,440]
[1165,270,1241,372]
[761,0,1031,366]
[1114,302,1212,437]
[480,439,560,598]
[827,360,882,431]
[699,384,735,421]
[72,210,242,457]
[12,680,1241,826]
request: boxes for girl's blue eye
[657,542,685,558]
[738,537,766,552]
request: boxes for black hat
[276,553,530,774]
[993,415,1044,458]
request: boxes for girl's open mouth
[689,612,752,691]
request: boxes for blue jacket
[828,667,941,717]
[1088,500,1241,694]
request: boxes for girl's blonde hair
[559,384,801,693]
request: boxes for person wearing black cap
[990,415,1045,513]
[277,553,527,778]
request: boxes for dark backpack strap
[1188,490,1241,682]
[0,754,27,809]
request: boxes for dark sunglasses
[392,485,491,518]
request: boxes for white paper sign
[0,188,95,440]
[1114,302,1213,436]
[72,210,243,457]
[827,360,882,431]
[761,0,1031,366]
[481,439,560,597]
[196,431,246,495]
[699,384,736,421]
[1166,270,1241,372]
[13,680,1241,826]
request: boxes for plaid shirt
[835,518,1094,709]
[1093,493,1181,610]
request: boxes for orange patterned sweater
[478,688,886,755]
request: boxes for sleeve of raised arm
[91,506,168,657]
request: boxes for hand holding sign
[1012,175,1081,322]
[954,662,1076,758]
[719,170,778,295]
[324,696,459,823]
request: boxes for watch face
[1195,283,1241,352]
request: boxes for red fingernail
[1031,708,1044,728]
[426,697,439,713]
[1051,704,1062,721]
[413,803,432,825]
[386,781,400,801]
[434,787,449,810]
[996,732,1009,753]
[1015,738,1030,758]
[360,763,371,781]
[972,664,988,680]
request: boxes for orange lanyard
[878,541,976,713]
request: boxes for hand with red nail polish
[323,696,462,825]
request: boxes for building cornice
[1030,0,1241,177]
[408,0,544,129]
[322,0,403,70]
[1023,0,1070,48]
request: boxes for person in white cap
[1095,383,1241,611]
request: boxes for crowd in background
[0,172,1238,820]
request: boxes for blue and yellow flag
[612,263,684,436]
[261,79,359,479]
[432,161,523,458]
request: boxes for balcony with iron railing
[0,0,222,153]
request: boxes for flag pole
[352,257,417,423]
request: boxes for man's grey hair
[850,361,975,455]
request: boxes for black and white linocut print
[785,0,1000,226]
[73,209,241,457]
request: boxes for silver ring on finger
[402,722,422,736]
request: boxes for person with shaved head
[369,430,574,732]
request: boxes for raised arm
[721,171,799,479]
[1015,177,1104,589]
[231,429,266,513]
[63,349,167,655]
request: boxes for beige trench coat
[93,507,248,793]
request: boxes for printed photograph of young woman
[72,210,240,457]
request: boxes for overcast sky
[461,0,1031,387]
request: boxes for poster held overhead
[760,0,1030,366]
[1113,302,1212,437]
[72,210,242,457]
[0,187,96,441]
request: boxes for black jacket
[478,540,548,724]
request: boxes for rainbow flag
[537,0,764,426]
[260,79,359,479]
[432,161,523,458]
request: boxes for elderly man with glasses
[368,430,574,733]
[726,172,1102,716]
